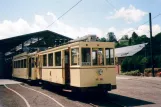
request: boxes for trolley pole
[149,13,155,77]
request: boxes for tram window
[24,59,27,68]
[15,61,16,68]
[81,48,91,66]
[36,57,38,67]
[15,61,17,68]
[18,60,20,68]
[106,48,114,65]
[55,51,61,66]
[13,61,15,68]
[48,53,53,66]
[71,48,79,65]
[43,55,47,66]
[21,60,24,68]
[16,61,18,68]
[92,48,104,65]
[32,58,34,67]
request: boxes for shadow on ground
[41,85,154,107]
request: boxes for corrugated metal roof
[115,43,147,57]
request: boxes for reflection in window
[106,48,114,65]
[43,55,47,66]
[48,53,53,66]
[92,48,104,65]
[71,48,79,65]
[55,51,61,66]
[82,48,91,66]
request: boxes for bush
[144,68,161,77]
[122,70,140,76]
[121,56,147,72]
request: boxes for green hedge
[121,70,140,76]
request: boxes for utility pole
[149,13,155,77]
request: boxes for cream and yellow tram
[38,41,116,92]
[12,52,39,82]
[12,41,116,92]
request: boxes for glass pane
[24,59,27,68]
[43,55,47,66]
[106,48,114,65]
[110,49,114,65]
[55,51,61,66]
[48,53,53,66]
[71,48,79,65]
[82,48,91,66]
[18,60,20,68]
[32,58,34,67]
[92,48,104,65]
[21,60,24,68]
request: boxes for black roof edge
[0,30,72,42]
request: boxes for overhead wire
[104,0,161,39]
[104,0,117,12]
[123,13,161,37]
[46,0,83,29]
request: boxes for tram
[12,35,117,92]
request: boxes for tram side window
[15,61,16,68]
[16,61,18,68]
[43,55,47,66]
[24,59,27,68]
[55,51,61,66]
[106,48,114,65]
[15,61,17,68]
[13,61,15,68]
[32,58,34,67]
[82,48,91,66]
[92,48,104,65]
[21,60,24,68]
[48,53,53,66]
[71,48,79,65]
[18,60,20,68]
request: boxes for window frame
[71,48,79,66]
[81,48,91,66]
[48,53,53,66]
[105,48,115,65]
[92,48,105,66]
[43,54,47,67]
[55,51,61,66]
[24,59,27,68]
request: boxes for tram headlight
[98,69,103,75]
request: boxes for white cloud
[0,12,103,39]
[0,12,160,41]
[107,5,147,23]
[110,24,161,39]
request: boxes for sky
[0,0,161,40]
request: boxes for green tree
[100,37,106,42]
[107,32,117,42]
[128,38,132,45]
[121,35,129,40]
[132,32,138,40]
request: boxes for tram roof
[0,30,72,52]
